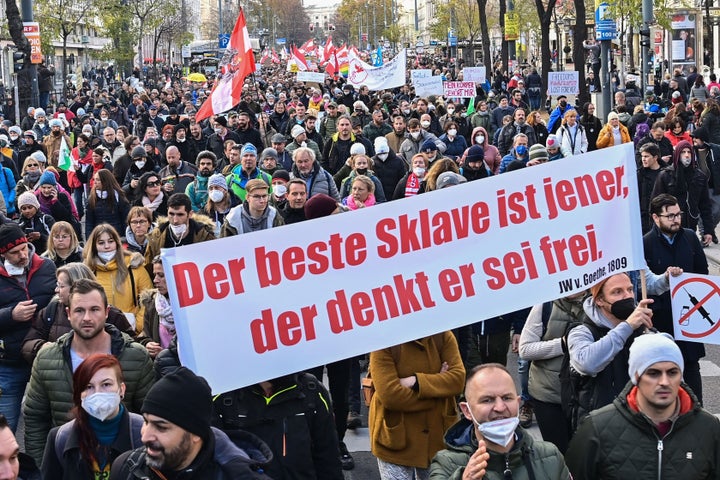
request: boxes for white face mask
[447,108,455,115]
[208,190,224,203]
[475,135,485,144]
[96,190,108,199]
[420,120,431,128]
[273,184,287,197]
[467,407,519,447]
[448,129,457,137]
[377,153,389,161]
[170,223,187,238]
[177,137,186,143]
[82,391,122,421]
[410,131,421,140]
[9,134,18,142]
[134,161,146,169]
[680,156,692,167]
[214,127,223,135]
[4,260,25,276]
[402,109,410,115]
[413,167,425,177]
[97,250,116,263]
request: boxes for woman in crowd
[557,109,588,157]
[131,171,167,219]
[203,173,241,237]
[699,98,720,143]
[665,118,692,147]
[42,221,83,268]
[337,154,385,202]
[40,354,143,479]
[85,169,130,238]
[15,155,44,198]
[68,133,94,219]
[527,110,549,149]
[369,332,465,480]
[84,224,152,334]
[596,112,631,149]
[16,191,54,253]
[438,121,467,161]
[22,263,134,364]
[578,102,603,151]
[342,175,377,210]
[423,157,460,192]
[36,170,82,238]
[393,154,429,199]
[123,206,154,255]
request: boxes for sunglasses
[146,181,161,187]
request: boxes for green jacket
[430,418,570,480]
[23,324,155,464]
[566,381,720,480]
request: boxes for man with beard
[644,194,708,404]
[385,115,407,154]
[186,151,215,212]
[0,224,55,434]
[497,108,537,157]
[159,146,197,196]
[322,116,372,175]
[23,279,154,464]
[111,367,273,479]
[235,111,264,152]
[42,118,71,165]
[167,124,197,165]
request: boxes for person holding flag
[196,8,257,123]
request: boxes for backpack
[54,412,144,461]
[558,319,606,432]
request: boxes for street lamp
[563,17,574,65]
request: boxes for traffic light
[13,51,25,72]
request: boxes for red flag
[323,36,335,64]
[196,9,256,122]
[260,49,270,64]
[291,45,309,71]
[271,48,280,64]
[324,50,338,77]
[298,38,314,54]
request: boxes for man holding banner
[644,194,708,403]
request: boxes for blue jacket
[0,166,16,215]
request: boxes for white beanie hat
[628,332,684,384]
[350,143,366,156]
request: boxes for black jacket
[213,373,343,480]
[644,225,708,362]
[372,150,407,202]
[109,427,273,480]
[651,164,713,234]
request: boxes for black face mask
[356,168,368,176]
[610,297,636,320]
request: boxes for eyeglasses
[248,194,268,200]
[52,235,71,240]
[658,212,683,220]
[130,219,149,225]
[146,181,161,187]
[26,164,39,168]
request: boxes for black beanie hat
[141,367,212,440]
[0,224,27,255]
[304,194,338,219]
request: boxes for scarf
[24,171,41,186]
[345,193,376,210]
[142,191,164,212]
[404,173,421,197]
[155,292,175,348]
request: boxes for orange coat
[596,123,631,149]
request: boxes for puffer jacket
[23,324,155,464]
[109,427,273,480]
[369,332,465,469]
[566,382,720,480]
[0,248,56,364]
[91,251,153,334]
[429,418,571,480]
[290,160,340,201]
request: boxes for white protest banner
[443,81,476,98]
[463,66,486,84]
[347,48,407,90]
[548,71,580,96]
[669,273,720,345]
[411,69,432,83]
[162,143,643,394]
[296,71,326,83]
[414,75,444,97]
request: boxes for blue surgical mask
[515,145,528,157]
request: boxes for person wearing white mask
[398,118,446,165]
[40,353,144,479]
[439,121,468,161]
[372,136,406,201]
[23,279,154,465]
[430,364,571,480]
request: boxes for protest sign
[443,81,476,98]
[548,71,580,95]
[346,48,406,90]
[414,76,444,97]
[411,69,432,83]
[670,273,720,345]
[463,67,486,84]
[162,143,643,394]
[296,71,326,83]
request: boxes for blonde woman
[83,224,152,333]
[42,221,83,268]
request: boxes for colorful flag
[58,136,72,171]
[298,38,314,55]
[466,97,476,116]
[196,9,256,122]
